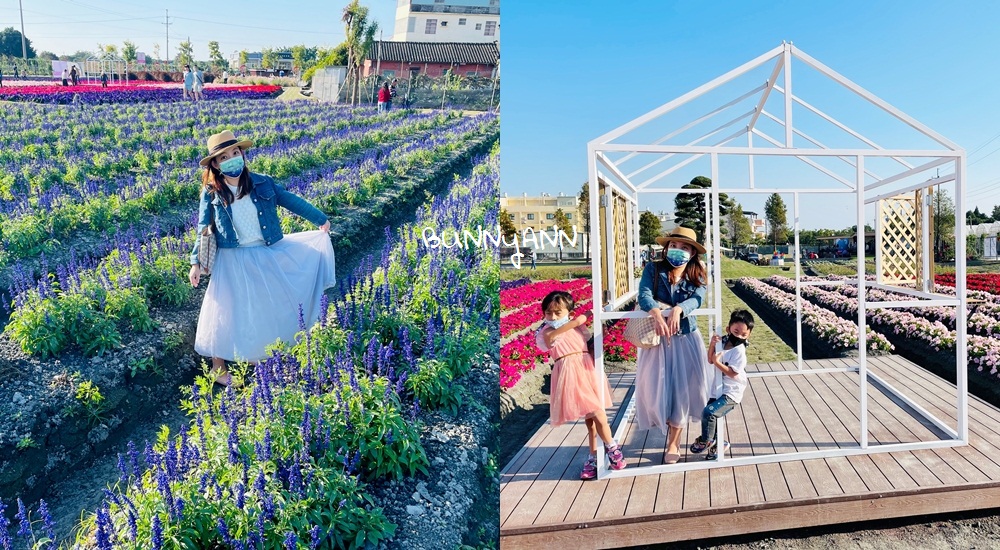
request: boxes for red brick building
[362,41,499,79]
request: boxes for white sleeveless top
[227,184,265,247]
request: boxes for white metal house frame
[587,43,968,480]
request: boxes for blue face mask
[219,155,245,178]
[547,315,570,329]
[666,248,691,267]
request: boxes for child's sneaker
[606,444,626,470]
[580,456,597,480]
[690,436,711,454]
[706,441,730,460]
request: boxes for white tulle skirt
[194,230,336,362]
[633,330,710,434]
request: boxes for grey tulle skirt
[634,330,710,433]
[194,230,336,362]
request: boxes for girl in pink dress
[536,290,626,479]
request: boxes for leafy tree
[992,204,1000,223]
[66,51,93,62]
[291,44,318,74]
[639,211,662,245]
[967,206,991,225]
[341,0,379,104]
[764,193,789,245]
[932,188,955,261]
[673,176,733,240]
[727,203,753,249]
[578,181,590,233]
[176,40,194,67]
[261,48,276,70]
[553,208,573,236]
[207,41,227,69]
[239,50,248,67]
[302,44,349,82]
[500,208,516,241]
[0,27,35,58]
[37,50,57,61]
[97,43,118,58]
[152,43,161,62]
[121,40,137,64]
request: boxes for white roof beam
[636,128,747,189]
[626,109,754,179]
[865,156,954,192]
[752,129,854,188]
[773,85,914,170]
[590,44,785,146]
[615,82,767,165]
[746,52,786,133]
[596,152,638,192]
[595,143,958,157]
[760,109,882,180]
[791,46,961,151]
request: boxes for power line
[171,15,342,37]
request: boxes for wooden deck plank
[708,467,739,507]
[501,373,633,527]
[501,356,1000,547]
[652,472,686,513]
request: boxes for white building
[393,0,499,43]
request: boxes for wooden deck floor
[500,356,1000,549]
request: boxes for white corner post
[956,155,968,443]
[587,145,609,473]
[857,156,869,449]
[794,192,803,370]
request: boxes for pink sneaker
[580,456,597,480]
[606,444,626,470]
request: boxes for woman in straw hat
[189,130,336,386]
[633,226,710,464]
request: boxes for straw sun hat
[199,130,253,167]
[654,226,707,255]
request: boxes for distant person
[0,67,3,88]
[390,78,398,100]
[100,72,108,88]
[70,65,79,86]
[61,68,69,86]
[377,82,391,112]
[13,65,18,79]
[183,65,194,100]
[279,69,284,78]
[530,249,537,270]
[222,69,229,84]
[194,67,205,101]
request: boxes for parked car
[747,253,761,264]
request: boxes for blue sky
[0,0,398,60]
[501,1,1000,231]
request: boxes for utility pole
[164,10,171,67]
[18,0,27,58]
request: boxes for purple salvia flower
[38,499,55,543]
[151,515,163,550]
[310,525,322,549]
[284,531,297,550]
[95,507,113,550]
[14,499,29,539]
[298,303,306,331]
[217,518,234,545]
[117,452,127,482]
[128,440,140,477]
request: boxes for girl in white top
[690,309,754,460]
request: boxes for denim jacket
[637,261,706,335]
[189,172,328,265]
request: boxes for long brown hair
[201,149,252,206]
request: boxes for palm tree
[341,0,378,105]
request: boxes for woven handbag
[197,205,218,274]
[623,263,665,349]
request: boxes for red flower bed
[935,273,1000,295]
[500,278,637,390]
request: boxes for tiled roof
[371,41,499,65]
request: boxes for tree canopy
[0,28,35,58]
[764,193,789,244]
[639,211,662,245]
[673,176,733,240]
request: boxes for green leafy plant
[129,356,161,378]
[405,358,462,416]
[105,287,155,332]
[16,436,37,450]
[75,379,109,425]
[162,330,185,353]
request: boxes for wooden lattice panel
[879,194,919,284]
[613,194,630,299]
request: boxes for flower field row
[3,114,498,359]
[0,84,281,104]
[936,272,1000,295]
[1,142,500,548]
[499,278,589,311]
[500,278,636,390]
[500,278,531,291]
[760,275,1000,378]
[735,277,894,353]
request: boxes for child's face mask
[547,316,570,329]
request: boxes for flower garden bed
[0,84,281,104]
[0,102,499,546]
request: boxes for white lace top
[226,184,265,247]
